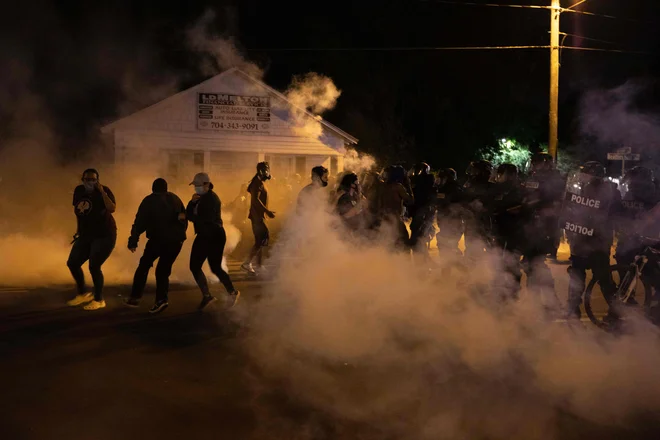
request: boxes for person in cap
[124,178,188,313]
[241,162,276,275]
[66,168,117,310]
[187,172,240,309]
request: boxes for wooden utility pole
[548,0,561,161]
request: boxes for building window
[331,157,339,176]
[193,152,204,168]
[295,156,306,176]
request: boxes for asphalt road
[1,257,659,440]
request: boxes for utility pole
[548,0,561,161]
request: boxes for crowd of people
[64,155,660,325]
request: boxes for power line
[248,45,552,52]
[420,0,550,10]
[558,32,621,46]
[566,0,589,10]
[562,8,656,25]
[562,46,651,55]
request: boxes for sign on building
[197,93,271,134]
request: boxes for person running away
[66,169,117,310]
[124,178,188,313]
[187,173,240,309]
[242,162,276,275]
[297,165,329,213]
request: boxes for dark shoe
[149,300,169,314]
[227,291,241,308]
[198,295,218,310]
[123,298,140,308]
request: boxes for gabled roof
[101,67,358,145]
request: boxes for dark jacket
[186,188,224,236]
[129,191,187,247]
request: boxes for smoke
[244,205,660,438]
[186,9,263,79]
[580,81,660,153]
[343,148,376,174]
[284,73,342,139]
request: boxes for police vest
[561,192,611,239]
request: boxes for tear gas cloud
[246,203,660,439]
[284,72,342,139]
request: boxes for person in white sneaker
[241,162,275,276]
[66,169,117,310]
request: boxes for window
[295,156,306,176]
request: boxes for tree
[477,138,531,171]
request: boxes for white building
[101,68,358,190]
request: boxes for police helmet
[580,161,606,179]
[466,160,493,180]
[411,162,431,177]
[624,166,654,186]
[437,168,458,182]
[496,163,518,182]
[311,166,329,187]
[387,165,407,184]
[257,162,271,180]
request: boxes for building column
[204,150,211,173]
[257,152,265,162]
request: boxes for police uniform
[462,178,495,256]
[615,185,659,266]
[562,180,621,318]
[435,180,464,253]
[409,173,437,253]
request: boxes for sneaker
[149,301,169,314]
[67,292,93,306]
[123,298,140,308]
[198,295,218,310]
[226,291,241,308]
[240,262,256,275]
[83,300,106,310]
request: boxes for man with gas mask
[374,165,414,249]
[523,153,565,261]
[435,168,464,255]
[124,178,187,313]
[242,162,276,276]
[296,165,329,213]
[187,172,240,309]
[336,172,364,231]
[614,166,660,298]
[66,169,117,310]
[563,161,621,321]
[462,160,494,257]
[408,162,437,257]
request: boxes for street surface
[1,256,659,440]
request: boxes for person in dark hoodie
[241,162,276,275]
[124,178,187,313]
[409,162,437,257]
[66,168,117,311]
[187,172,240,310]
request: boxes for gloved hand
[128,236,139,253]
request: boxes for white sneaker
[83,300,106,310]
[67,293,93,306]
[240,262,256,275]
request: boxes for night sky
[1,0,659,169]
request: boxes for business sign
[197,93,271,134]
[607,153,640,161]
[617,147,632,154]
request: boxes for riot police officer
[435,168,463,254]
[491,164,525,299]
[564,161,621,321]
[462,160,494,257]
[615,166,659,267]
[409,162,437,256]
[375,165,414,248]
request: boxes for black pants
[190,228,235,297]
[130,239,183,303]
[248,219,269,266]
[410,210,434,254]
[67,235,116,301]
[567,251,615,316]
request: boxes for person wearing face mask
[124,178,188,313]
[187,173,240,310]
[66,169,117,310]
[336,172,364,230]
[241,162,276,276]
[296,165,329,213]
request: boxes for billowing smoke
[343,148,376,174]
[186,9,263,79]
[284,72,342,139]
[244,204,660,439]
[580,81,660,154]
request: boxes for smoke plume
[284,72,342,139]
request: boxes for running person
[187,173,240,309]
[242,162,275,275]
[66,169,117,310]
